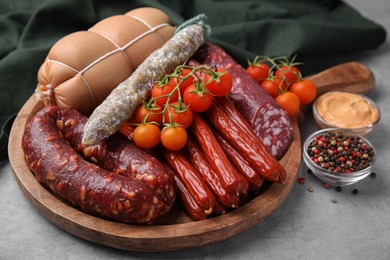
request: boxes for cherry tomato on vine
[275,91,301,117]
[289,79,317,105]
[161,126,188,151]
[164,101,193,128]
[275,65,301,85]
[151,82,178,107]
[183,84,213,112]
[261,77,288,98]
[246,63,270,84]
[204,68,233,96]
[132,103,163,125]
[168,67,196,95]
[132,124,161,149]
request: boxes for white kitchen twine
[45,15,171,106]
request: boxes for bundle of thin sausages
[163,98,285,220]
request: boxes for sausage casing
[184,138,240,208]
[191,113,249,196]
[22,106,176,224]
[204,102,286,182]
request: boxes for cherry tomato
[132,124,161,149]
[289,79,317,105]
[161,126,188,151]
[164,101,193,128]
[204,68,233,96]
[168,67,196,95]
[183,84,213,112]
[151,82,178,107]
[261,77,288,98]
[275,91,301,117]
[132,103,163,125]
[246,63,270,84]
[275,65,301,85]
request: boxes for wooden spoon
[299,61,375,122]
[308,61,375,96]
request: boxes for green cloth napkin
[0,0,386,161]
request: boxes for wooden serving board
[8,61,374,252]
[8,95,300,252]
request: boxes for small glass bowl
[313,91,381,136]
[303,128,376,186]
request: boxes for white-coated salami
[82,15,210,145]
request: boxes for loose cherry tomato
[275,91,301,117]
[204,68,233,97]
[275,65,301,85]
[168,67,196,95]
[151,82,178,107]
[164,101,193,128]
[132,124,161,149]
[261,77,288,98]
[183,83,213,112]
[246,63,270,84]
[289,79,317,105]
[161,126,188,151]
[132,103,163,125]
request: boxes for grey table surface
[1,0,389,259]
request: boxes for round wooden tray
[8,95,301,252]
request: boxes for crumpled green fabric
[0,0,386,161]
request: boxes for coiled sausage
[22,106,176,224]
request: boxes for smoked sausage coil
[184,138,240,208]
[54,107,176,206]
[194,42,292,160]
[22,106,176,224]
[163,149,216,216]
[191,113,249,196]
[82,135,176,206]
[204,102,286,182]
[213,131,264,191]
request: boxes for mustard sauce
[315,91,379,129]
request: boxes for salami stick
[174,176,207,221]
[204,102,286,182]
[184,138,240,208]
[214,131,264,191]
[82,16,210,145]
[215,97,260,143]
[163,149,215,215]
[191,113,249,196]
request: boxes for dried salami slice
[194,43,292,159]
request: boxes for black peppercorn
[307,131,375,173]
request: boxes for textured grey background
[1,0,389,259]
